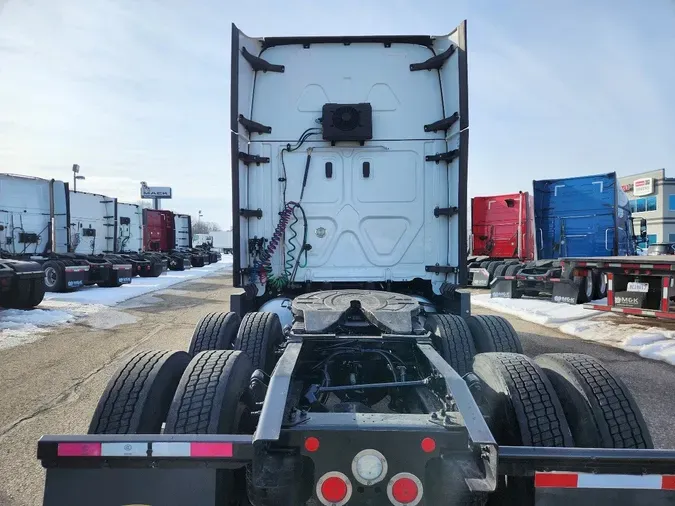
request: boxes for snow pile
[472,293,675,366]
[470,294,601,325]
[0,307,75,350]
[0,256,233,350]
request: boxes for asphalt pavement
[0,277,673,506]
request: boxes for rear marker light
[304,436,320,452]
[57,442,102,457]
[387,472,423,506]
[316,471,352,506]
[420,437,436,453]
[189,442,233,457]
[352,448,388,486]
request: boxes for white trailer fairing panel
[173,214,192,249]
[231,23,469,293]
[69,191,117,255]
[117,203,143,253]
[0,174,70,255]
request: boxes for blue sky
[1,0,674,229]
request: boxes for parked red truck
[468,192,535,286]
[142,209,214,270]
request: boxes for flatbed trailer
[558,255,675,319]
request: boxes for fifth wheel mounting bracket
[239,114,272,135]
[426,150,459,164]
[241,47,285,73]
[410,44,456,71]
[238,152,270,166]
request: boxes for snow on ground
[44,256,233,306]
[472,293,675,366]
[0,256,233,350]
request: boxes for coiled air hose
[251,201,300,289]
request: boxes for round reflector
[304,436,320,452]
[351,448,388,485]
[387,472,423,506]
[420,437,436,453]
[316,471,352,506]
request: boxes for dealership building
[619,168,675,245]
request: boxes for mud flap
[470,268,490,287]
[613,290,653,309]
[64,265,89,289]
[490,278,521,299]
[110,264,133,285]
[43,468,219,506]
[0,263,13,294]
[169,255,189,271]
[551,279,584,304]
[536,488,674,506]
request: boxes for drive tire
[164,350,254,506]
[189,311,241,357]
[535,353,653,449]
[234,312,284,373]
[473,353,574,504]
[487,261,502,279]
[504,264,522,276]
[88,350,190,434]
[467,315,523,354]
[43,260,65,292]
[425,314,476,376]
[494,263,509,278]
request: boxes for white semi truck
[36,21,673,506]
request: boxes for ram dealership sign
[633,178,654,197]
[140,182,172,199]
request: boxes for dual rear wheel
[89,308,652,506]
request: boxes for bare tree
[192,220,222,235]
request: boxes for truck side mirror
[640,218,647,239]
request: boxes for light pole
[72,164,85,191]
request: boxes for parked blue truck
[491,172,647,302]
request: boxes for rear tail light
[351,449,388,485]
[387,472,423,506]
[316,471,352,506]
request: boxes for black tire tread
[467,315,523,354]
[425,314,476,376]
[504,263,522,276]
[536,353,653,449]
[473,352,573,447]
[188,311,240,356]
[164,350,252,434]
[235,312,282,372]
[494,263,508,278]
[89,350,189,434]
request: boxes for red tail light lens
[387,472,423,506]
[316,471,352,506]
[304,436,320,452]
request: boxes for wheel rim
[599,274,607,295]
[44,267,57,288]
[585,274,593,299]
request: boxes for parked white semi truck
[36,21,674,506]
